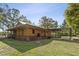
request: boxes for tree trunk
[69,28,72,40]
[74,29,77,36]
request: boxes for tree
[7,8,20,28]
[0,4,32,31]
[39,16,57,29]
[60,19,70,36]
[61,19,67,28]
[18,15,32,25]
[65,3,79,39]
[0,4,9,31]
[53,21,58,28]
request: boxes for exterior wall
[23,28,34,36]
[35,29,44,37]
[13,28,51,40]
[46,31,51,37]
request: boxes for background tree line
[0,4,32,31]
[0,4,58,32]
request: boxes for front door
[37,33,40,37]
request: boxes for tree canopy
[64,3,79,37]
[39,16,58,29]
[0,4,32,31]
[65,3,79,31]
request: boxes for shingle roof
[7,21,46,31]
[7,21,61,32]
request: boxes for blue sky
[8,3,68,25]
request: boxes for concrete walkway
[61,36,79,40]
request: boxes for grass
[0,39,79,56]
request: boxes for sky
[7,3,68,25]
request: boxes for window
[32,29,35,34]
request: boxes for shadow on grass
[0,39,53,53]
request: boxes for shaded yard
[0,39,79,56]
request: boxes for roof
[7,21,49,31]
[47,28,61,32]
[7,21,61,32]
[19,21,26,24]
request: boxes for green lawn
[0,39,79,56]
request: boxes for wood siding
[10,27,51,40]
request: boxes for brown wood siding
[13,27,51,40]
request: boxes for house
[7,21,52,41]
[48,28,61,38]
